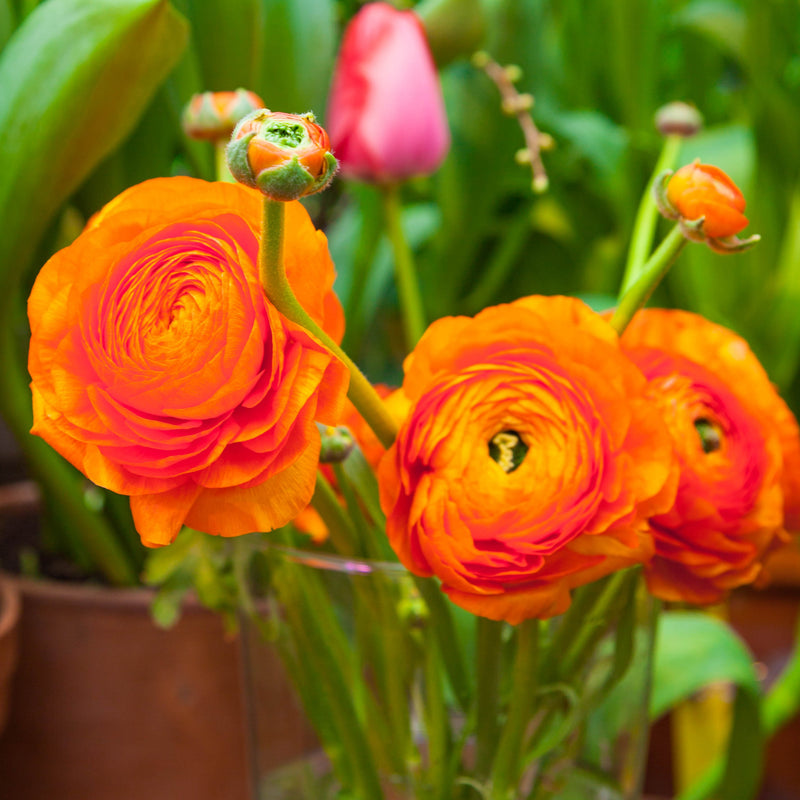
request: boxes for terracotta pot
[0,481,318,800]
[0,576,20,735]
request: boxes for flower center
[488,430,528,473]
[694,417,723,453]
[263,121,306,148]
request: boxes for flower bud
[182,89,265,142]
[654,101,703,138]
[226,109,338,201]
[318,424,355,464]
[654,160,760,252]
[326,2,450,183]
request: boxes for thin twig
[473,51,552,193]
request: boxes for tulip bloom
[379,296,678,623]
[326,2,450,183]
[621,309,800,604]
[665,161,748,239]
[28,177,348,547]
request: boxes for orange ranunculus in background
[181,89,265,141]
[28,177,348,547]
[620,309,800,604]
[378,295,678,624]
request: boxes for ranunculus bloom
[28,177,348,547]
[326,2,450,183]
[665,161,748,239]
[620,309,800,604]
[378,296,678,623]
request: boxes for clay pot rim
[0,576,20,641]
[0,571,208,615]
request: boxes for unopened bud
[538,133,555,151]
[226,109,338,201]
[318,425,355,464]
[515,148,532,165]
[654,101,703,138]
[533,174,549,194]
[504,64,523,83]
[471,50,490,68]
[182,89,264,142]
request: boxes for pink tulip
[326,2,450,183]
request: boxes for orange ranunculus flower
[665,161,748,239]
[620,309,800,604]
[28,177,348,547]
[378,296,678,624]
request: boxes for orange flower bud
[664,160,749,239]
[181,89,264,141]
[226,109,338,201]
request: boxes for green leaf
[0,0,188,586]
[0,0,189,284]
[180,0,261,91]
[0,0,15,53]
[258,0,336,116]
[674,0,747,63]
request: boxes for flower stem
[380,184,426,348]
[490,619,540,798]
[258,198,399,448]
[475,617,505,777]
[620,134,682,294]
[215,141,235,182]
[610,224,687,335]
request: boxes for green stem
[610,224,687,335]
[490,620,540,798]
[258,198,399,449]
[309,471,359,556]
[463,204,532,314]
[415,576,473,712]
[380,184,426,348]
[620,135,682,294]
[214,141,235,182]
[475,617,505,777]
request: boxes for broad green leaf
[0,0,14,53]
[674,0,747,63]
[258,0,337,116]
[0,0,189,283]
[0,0,187,586]
[180,0,261,92]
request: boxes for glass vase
[239,543,657,800]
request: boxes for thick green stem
[258,198,399,449]
[490,619,540,798]
[475,617,505,777]
[610,224,687,335]
[620,134,682,294]
[380,184,426,348]
[309,471,359,557]
[215,141,235,182]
